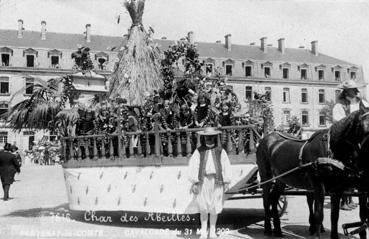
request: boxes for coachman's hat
[197,127,222,136]
[338,79,368,89]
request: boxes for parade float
[6,0,262,226]
[60,0,262,225]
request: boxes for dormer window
[26,55,35,67]
[51,56,60,68]
[48,49,62,69]
[299,63,309,80]
[245,66,252,77]
[222,59,234,76]
[1,54,10,66]
[300,69,307,79]
[262,61,273,78]
[348,66,358,80]
[334,71,341,81]
[280,62,291,79]
[23,48,38,68]
[264,67,271,78]
[225,65,232,76]
[0,47,13,67]
[332,65,342,81]
[315,64,326,81]
[318,70,324,80]
[282,68,289,79]
[243,60,254,77]
[350,71,356,80]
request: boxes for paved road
[0,165,360,238]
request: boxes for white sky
[1,0,369,96]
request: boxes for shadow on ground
[282,225,356,239]
[4,203,70,218]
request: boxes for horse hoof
[321,226,325,233]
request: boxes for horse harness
[236,131,358,193]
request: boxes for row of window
[0,51,108,70]
[282,110,327,127]
[205,62,357,81]
[244,86,339,104]
[0,76,35,95]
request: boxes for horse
[356,112,369,239]
[256,106,369,239]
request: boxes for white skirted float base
[63,163,257,214]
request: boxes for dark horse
[256,107,369,239]
[356,111,369,239]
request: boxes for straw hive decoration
[109,0,163,105]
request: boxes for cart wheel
[278,196,288,216]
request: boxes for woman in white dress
[188,127,232,239]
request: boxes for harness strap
[298,140,308,165]
[326,129,332,158]
[232,157,356,194]
[317,157,345,171]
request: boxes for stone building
[0,20,366,149]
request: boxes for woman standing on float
[188,127,232,239]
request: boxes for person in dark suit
[0,143,21,200]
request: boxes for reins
[231,161,314,194]
[230,130,359,194]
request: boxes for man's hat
[338,79,367,89]
[197,127,222,136]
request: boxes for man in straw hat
[333,79,369,123]
[188,127,232,238]
[332,79,368,211]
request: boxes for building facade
[0,20,366,149]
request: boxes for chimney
[41,20,47,40]
[311,40,318,56]
[187,31,194,44]
[17,19,23,38]
[85,24,91,43]
[260,37,267,53]
[278,38,285,54]
[225,34,232,51]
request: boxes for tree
[109,0,163,105]
[5,46,95,136]
[247,91,274,133]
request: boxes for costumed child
[188,127,232,239]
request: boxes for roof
[197,42,353,65]
[0,29,354,66]
[0,29,174,53]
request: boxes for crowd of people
[73,80,265,158]
[76,81,262,138]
